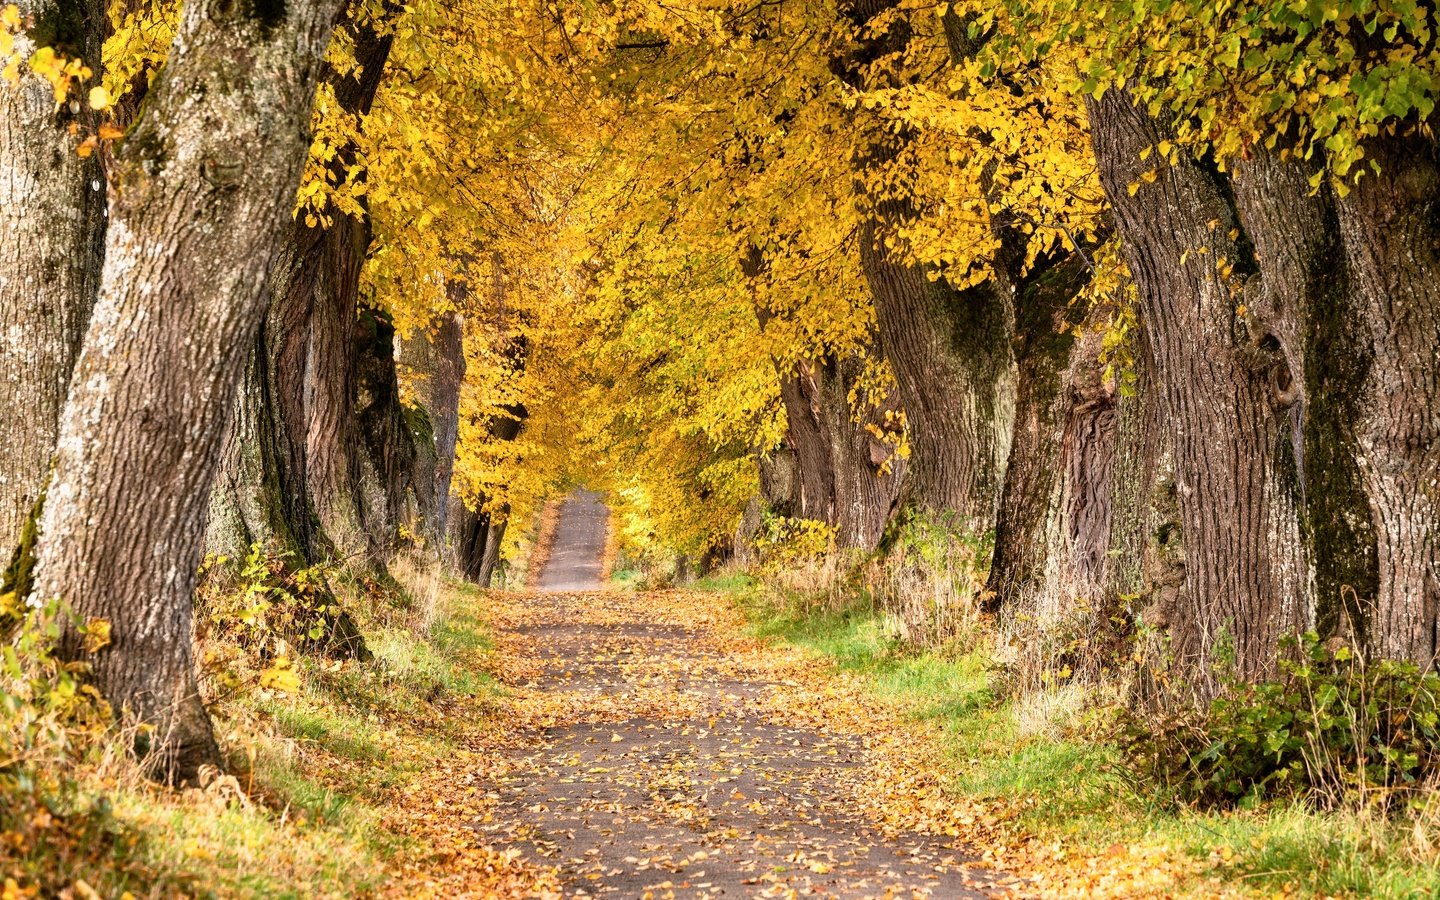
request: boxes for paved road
[477,590,1005,897]
[534,489,609,592]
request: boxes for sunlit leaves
[995,0,1440,181]
[100,0,177,109]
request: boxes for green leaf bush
[1124,632,1440,811]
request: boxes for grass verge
[2,578,503,899]
[732,585,1440,898]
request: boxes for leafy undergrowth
[733,586,1440,898]
[1,575,553,899]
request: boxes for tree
[0,0,105,575]
[1087,88,1310,686]
[841,0,1016,526]
[32,0,342,782]
[209,1,399,569]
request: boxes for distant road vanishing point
[533,489,609,592]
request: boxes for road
[534,489,609,592]
[473,493,1007,896]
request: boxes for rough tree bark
[0,0,105,567]
[1088,89,1309,687]
[1015,305,1173,687]
[1333,130,1440,665]
[771,362,834,524]
[401,309,466,547]
[302,211,374,560]
[983,253,1091,611]
[352,309,422,555]
[208,5,396,569]
[773,354,903,550]
[206,348,305,562]
[32,0,341,783]
[1229,150,1378,651]
[857,218,1015,526]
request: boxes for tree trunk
[1087,89,1308,688]
[352,309,420,559]
[207,6,396,569]
[205,342,305,562]
[303,211,373,560]
[452,501,507,586]
[772,353,904,550]
[401,310,466,547]
[1333,130,1440,664]
[451,407,525,586]
[857,211,1015,527]
[32,0,340,783]
[819,353,905,550]
[0,0,105,565]
[748,237,902,550]
[841,0,1016,525]
[1229,150,1378,652]
[1027,307,1173,685]
[985,255,1091,610]
[757,446,799,517]
[774,363,836,524]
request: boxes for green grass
[268,702,385,763]
[609,566,647,588]
[692,571,757,593]
[116,786,389,898]
[732,585,1440,898]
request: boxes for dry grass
[389,547,444,634]
[1,565,511,899]
[521,499,563,589]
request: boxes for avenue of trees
[1,0,1438,780]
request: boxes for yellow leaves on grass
[260,657,301,693]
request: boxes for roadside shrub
[198,543,370,662]
[1124,632,1440,812]
[755,515,836,566]
[0,603,153,896]
[866,511,991,647]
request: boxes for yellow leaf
[260,657,301,693]
[82,617,111,653]
[28,45,57,75]
[88,85,109,110]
